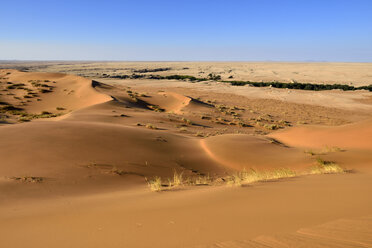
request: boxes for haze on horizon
[1,0,371,62]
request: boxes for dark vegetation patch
[11,176,44,183]
[0,104,62,122]
[223,80,372,91]
[100,73,372,92]
[102,73,220,82]
[132,67,172,73]
[0,105,23,112]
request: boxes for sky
[1,0,371,61]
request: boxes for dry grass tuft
[226,168,296,186]
[146,177,162,192]
[194,174,211,185]
[145,123,157,129]
[172,171,184,187]
[145,161,347,192]
[11,176,44,183]
[310,158,345,174]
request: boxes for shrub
[39,88,53,93]
[145,123,157,129]
[207,73,221,81]
[148,105,164,112]
[182,117,193,125]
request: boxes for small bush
[264,124,279,130]
[145,123,157,129]
[39,88,52,93]
[182,117,193,125]
[148,105,165,112]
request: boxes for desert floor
[1,62,372,247]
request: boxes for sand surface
[1,63,372,247]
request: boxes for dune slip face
[1,68,372,248]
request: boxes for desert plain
[1,61,372,247]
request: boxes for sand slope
[1,70,320,202]
[0,69,111,118]
[1,69,372,248]
[1,173,371,248]
[270,119,372,150]
[201,134,312,171]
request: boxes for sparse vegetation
[146,162,347,192]
[179,127,188,132]
[148,104,165,112]
[133,67,171,73]
[101,73,372,92]
[11,176,44,183]
[195,132,205,137]
[39,88,52,93]
[207,73,221,81]
[146,177,162,192]
[264,124,280,130]
[305,146,344,156]
[145,123,157,129]
[225,168,297,186]
[224,80,372,92]
[171,171,184,187]
[181,117,193,125]
[0,104,63,122]
[310,158,345,174]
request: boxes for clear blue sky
[1,0,371,61]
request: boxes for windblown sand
[1,63,372,248]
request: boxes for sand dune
[270,119,372,150]
[0,69,111,122]
[1,173,371,248]
[1,70,322,201]
[1,67,372,248]
[269,118,372,173]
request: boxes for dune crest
[201,134,312,171]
